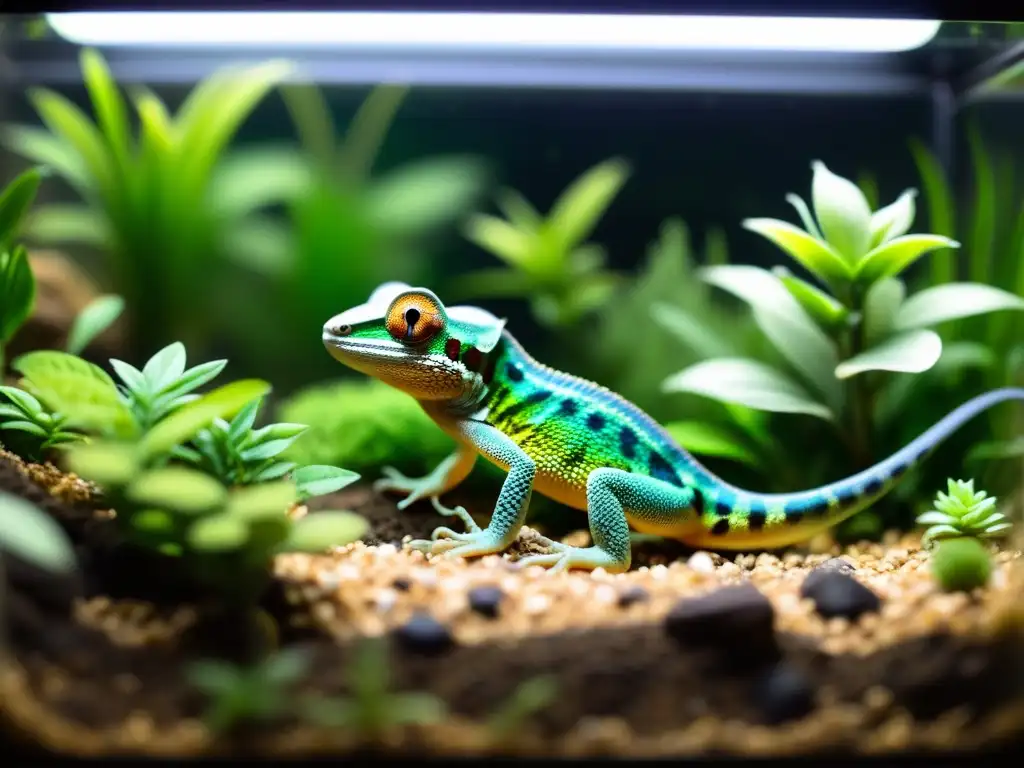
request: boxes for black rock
[800,570,881,620]
[664,583,778,663]
[393,613,454,656]
[617,585,650,608]
[467,585,505,619]
[391,576,412,592]
[755,663,816,724]
[800,558,857,596]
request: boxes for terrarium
[0,5,1022,759]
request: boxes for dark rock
[801,570,881,620]
[664,583,777,663]
[617,585,650,608]
[467,585,505,619]
[391,576,412,592]
[393,613,454,656]
[755,663,816,724]
[800,558,856,596]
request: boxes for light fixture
[44,12,942,53]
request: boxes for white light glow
[45,12,942,53]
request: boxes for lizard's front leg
[519,468,698,574]
[407,420,534,561]
[374,445,479,530]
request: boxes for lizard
[322,281,1024,573]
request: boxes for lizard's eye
[385,292,445,345]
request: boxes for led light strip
[45,12,943,53]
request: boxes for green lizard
[322,282,1024,573]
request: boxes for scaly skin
[322,282,1024,573]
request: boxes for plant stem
[843,284,874,469]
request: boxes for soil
[1,449,1023,758]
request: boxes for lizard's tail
[707,387,1024,547]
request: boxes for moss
[930,537,992,593]
[277,379,454,477]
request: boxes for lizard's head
[322,282,506,402]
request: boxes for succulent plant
[916,478,1012,548]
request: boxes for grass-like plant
[298,636,446,736]
[0,385,83,460]
[3,48,297,359]
[917,478,1012,548]
[658,160,1024,528]
[216,82,488,390]
[0,166,44,374]
[451,158,629,330]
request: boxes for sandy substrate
[1,449,1023,757]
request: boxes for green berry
[930,537,992,593]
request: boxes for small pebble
[755,663,816,724]
[524,593,552,615]
[375,588,398,613]
[687,552,716,574]
[801,571,882,621]
[391,576,412,592]
[617,585,650,608]
[664,584,778,663]
[393,613,454,656]
[467,585,505,619]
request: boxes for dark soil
[1,454,1023,757]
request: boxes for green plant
[907,128,1024,496]
[4,48,297,359]
[486,675,558,740]
[0,166,44,374]
[279,378,454,477]
[917,478,1012,547]
[188,646,311,734]
[660,160,1024,524]
[0,492,77,647]
[218,82,488,390]
[451,157,629,329]
[174,395,359,499]
[65,294,124,356]
[0,385,84,461]
[298,636,446,735]
[930,536,993,592]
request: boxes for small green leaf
[141,379,271,460]
[245,422,308,446]
[131,508,177,536]
[239,438,298,462]
[110,359,146,392]
[894,282,1024,331]
[279,510,369,553]
[142,342,188,392]
[293,465,361,500]
[223,481,296,520]
[771,266,849,327]
[869,188,917,247]
[464,214,534,269]
[784,193,823,240]
[854,234,961,283]
[741,218,851,284]
[128,468,228,514]
[187,513,249,552]
[0,245,37,344]
[547,157,630,250]
[495,187,542,232]
[65,441,140,488]
[0,491,76,573]
[1,420,47,437]
[13,350,135,436]
[0,385,43,415]
[834,329,942,379]
[662,358,834,421]
[810,160,873,262]
[228,399,262,441]
[700,265,840,405]
[253,461,297,482]
[157,358,228,399]
[0,166,44,247]
[649,303,730,360]
[65,294,124,355]
[862,277,906,345]
[662,421,761,466]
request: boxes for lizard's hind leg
[518,468,698,574]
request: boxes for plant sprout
[452,157,630,329]
[0,166,44,374]
[0,385,84,460]
[917,478,1012,548]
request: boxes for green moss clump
[277,379,453,476]
[930,537,993,592]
